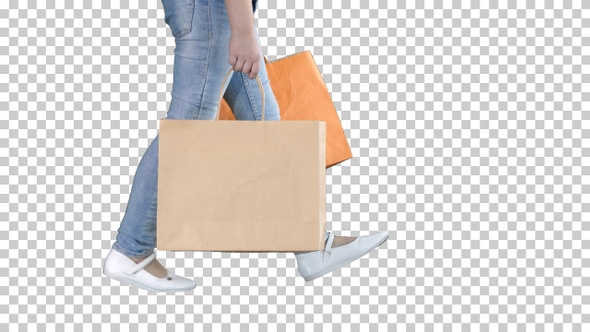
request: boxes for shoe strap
[125,252,157,275]
[323,231,335,260]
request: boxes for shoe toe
[165,271,197,291]
[357,231,390,250]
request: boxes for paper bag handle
[215,68,266,121]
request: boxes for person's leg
[111,0,236,275]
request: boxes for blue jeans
[112,0,280,257]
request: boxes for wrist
[225,0,255,36]
[231,17,255,34]
[231,26,255,37]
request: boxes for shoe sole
[103,270,196,293]
[303,232,390,282]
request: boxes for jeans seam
[194,0,212,120]
[242,73,260,120]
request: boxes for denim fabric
[112,0,283,257]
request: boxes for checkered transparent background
[2,0,590,331]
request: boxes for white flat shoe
[103,248,196,293]
[294,231,390,282]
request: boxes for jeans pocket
[161,0,196,39]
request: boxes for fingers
[229,59,260,79]
[227,33,262,79]
[241,60,253,76]
[228,55,260,79]
[232,58,246,73]
[239,57,259,80]
[242,60,261,80]
[228,54,237,68]
[248,60,260,80]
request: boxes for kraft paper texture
[157,119,326,252]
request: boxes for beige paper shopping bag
[157,69,326,252]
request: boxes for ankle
[129,255,151,264]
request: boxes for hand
[228,30,261,80]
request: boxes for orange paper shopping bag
[218,50,352,169]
